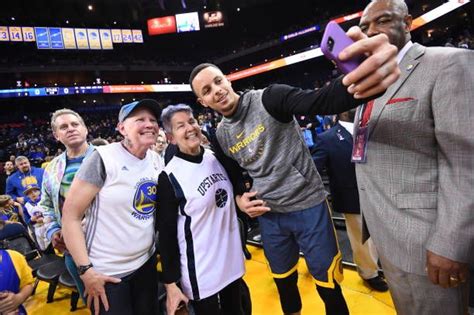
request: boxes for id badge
[351,126,369,163]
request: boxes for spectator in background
[40,108,94,300]
[0,239,35,315]
[152,129,167,164]
[0,161,15,194]
[62,100,163,315]
[0,194,24,224]
[23,184,48,251]
[6,156,44,205]
[356,0,474,314]
[28,145,46,166]
[40,156,54,169]
[312,110,388,292]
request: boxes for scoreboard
[0,84,192,99]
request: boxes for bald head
[360,0,412,51]
[369,0,408,16]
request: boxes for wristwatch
[77,263,93,275]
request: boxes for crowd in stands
[0,114,119,165]
[0,108,223,169]
[445,33,474,49]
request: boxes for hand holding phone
[321,21,366,74]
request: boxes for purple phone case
[321,21,364,74]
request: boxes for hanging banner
[22,27,35,42]
[87,29,101,49]
[62,28,77,49]
[111,29,123,43]
[35,27,50,48]
[0,26,10,41]
[74,28,89,49]
[121,29,133,43]
[49,28,64,49]
[9,27,23,41]
[132,29,143,43]
[99,29,113,49]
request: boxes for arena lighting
[0,1,469,99]
[410,0,470,30]
[0,84,192,99]
[226,0,470,82]
[280,24,321,42]
[331,11,363,24]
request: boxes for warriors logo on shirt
[132,179,156,220]
[21,176,38,187]
[215,188,228,208]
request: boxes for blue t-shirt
[58,155,85,214]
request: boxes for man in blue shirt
[6,156,44,205]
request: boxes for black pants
[191,278,249,315]
[91,255,158,315]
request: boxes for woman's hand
[81,268,122,315]
[165,283,189,315]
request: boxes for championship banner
[74,28,89,49]
[9,27,23,41]
[35,27,50,48]
[49,28,64,49]
[111,29,123,43]
[22,27,35,42]
[121,29,133,43]
[0,27,10,41]
[99,29,113,49]
[87,29,101,49]
[62,28,77,49]
[132,29,143,43]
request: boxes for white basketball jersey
[85,143,163,276]
[164,149,245,300]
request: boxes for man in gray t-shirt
[188,30,400,315]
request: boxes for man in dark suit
[312,110,388,292]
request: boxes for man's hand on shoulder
[340,26,400,99]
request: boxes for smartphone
[320,21,365,74]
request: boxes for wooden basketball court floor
[24,245,395,314]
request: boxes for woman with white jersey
[158,104,249,315]
[62,99,164,315]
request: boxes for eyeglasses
[156,141,166,144]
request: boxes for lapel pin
[406,64,414,71]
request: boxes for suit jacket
[312,122,360,214]
[355,43,474,275]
